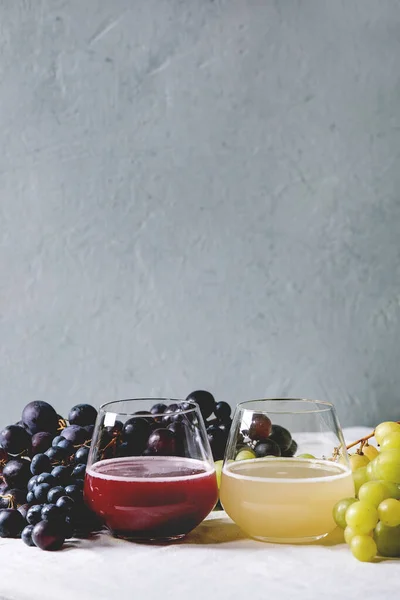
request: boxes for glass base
[252,532,328,544]
[112,531,186,544]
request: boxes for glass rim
[98,398,198,418]
[237,398,335,414]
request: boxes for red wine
[84,456,218,540]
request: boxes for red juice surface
[84,456,218,540]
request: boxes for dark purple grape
[269,424,292,452]
[52,436,64,448]
[3,459,31,488]
[0,425,31,455]
[83,424,94,438]
[31,453,52,475]
[0,482,7,495]
[21,524,35,546]
[74,478,84,491]
[0,509,25,537]
[146,429,177,456]
[34,483,52,503]
[32,520,65,550]
[61,425,87,445]
[56,438,74,455]
[71,464,86,479]
[64,484,82,503]
[248,414,272,441]
[51,466,71,486]
[45,446,66,463]
[186,390,216,419]
[68,404,98,427]
[41,503,65,523]
[26,491,35,504]
[36,473,56,486]
[6,488,27,506]
[56,496,75,513]
[282,439,298,457]
[26,504,43,525]
[150,403,167,418]
[122,418,150,453]
[219,420,232,433]
[214,401,231,422]
[47,486,65,504]
[22,401,58,435]
[18,503,30,519]
[207,426,227,460]
[31,432,53,455]
[161,404,181,425]
[74,447,89,465]
[167,422,188,456]
[117,441,136,457]
[254,439,281,458]
[27,475,39,491]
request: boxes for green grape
[349,453,369,472]
[358,481,391,507]
[377,498,400,527]
[374,449,400,483]
[350,535,377,562]
[374,421,400,446]
[381,481,400,500]
[363,444,379,461]
[345,500,379,534]
[380,432,400,452]
[214,460,223,488]
[374,521,400,557]
[344,526,357,545]
[366,460,377,481]
[353,466,368,495]
[333,498,357,529]
[235,448,256,461]
[297,453,315,459]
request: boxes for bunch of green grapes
[333,421,400,562]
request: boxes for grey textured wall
[1,0,400,428]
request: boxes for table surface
[0,427,398,600]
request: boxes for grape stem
[346,421,400,451]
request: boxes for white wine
[220,457,354,542]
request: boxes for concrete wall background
[1,0,400,428]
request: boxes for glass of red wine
[84,398,218,543]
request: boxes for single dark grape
[122,417,150,453]
[6,488,27,506]
[72,464,86,480]
[56,438,74,455]
[167,421,188,456]
[36,473,56,487]
[45,446,67,463]
[47,486,65,504]
[61,425,87,445]
[68,404,98,427]
[186,390,216,419]
[26,504,44,525]
[0,425,31,455]
[21,524,35,547]
[282,439,298,457]
[105,420,123,437]
[150,403,167,418]
[0,508,25,538]
[134,410,153,423]
[207,426,227,460]
[214,401,231,422]
[161,404,183,425]
[178,401,192,411]
[31,453,52,475]
[26,491,35,504]
[22,401,59,435]
[219,420,232,433]
[74,447,89,465]
[41,503,65,523]
[51,466,71,486]
[31,432,53,455]
[248,414,272,441]
[32,520,65,551]
[269,424,292,452]
[34,483,52,503]
[3,459,31,488]
[27,475,39,491]
[64,484,82,503]
[254,439,281,458]
[146,429,177,456]
[56,496,75,513]
[52,436,64,448]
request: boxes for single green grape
[214,460,223,488]
[333,498,357,529]
[366,460,377,481]
[349,453,369,472]
[374,521,400,557]
[363,444,379,461]
[345,500,379,534]
[344,526,357,545]
[380,432,400,452]
[377,498,400,527]
[380,481,400,500]
[374,449,400,483]
[350,535,377,562]
[374,421,400,446]
[297,453,315,459]
[235,448,256,461]
[353,466,368,495]
[358,481,391,507]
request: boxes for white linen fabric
[0,427,396,600]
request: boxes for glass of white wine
[220,398,354,543]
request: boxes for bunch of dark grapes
[0,401,101,550]
[237,414,297,459]
[185,391,232,461]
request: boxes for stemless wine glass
[220,398,354,543]
[84,398,218,542]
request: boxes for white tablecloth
[0,427,397,600]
